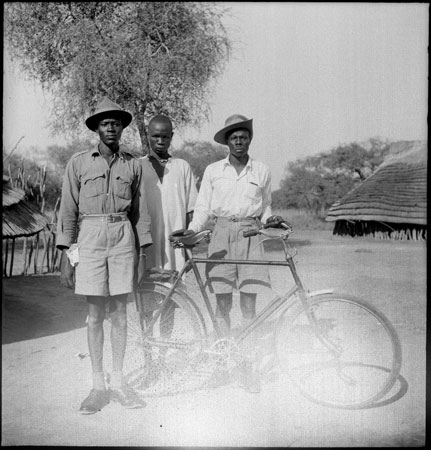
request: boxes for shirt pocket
[115,175,132,200]
[246,181,262,200]
[82,174,106,198]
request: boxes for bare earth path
[1,231,426,446]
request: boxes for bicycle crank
[205,338,241,369]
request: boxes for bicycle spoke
[276,294,401,409]
[123,286,209,397]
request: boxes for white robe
[139,156,198,271]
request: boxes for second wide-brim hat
[85,96,133,131]
[214,114,253,145]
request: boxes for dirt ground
[1,230,426,447]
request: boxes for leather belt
[81,213,128,223]
[216,216,258,223]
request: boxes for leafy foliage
[274,138,391,217]
[173,141,228,188]
[4,2,231,150]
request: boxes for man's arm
[132,161,153,286]
[56,157,81,288]
[187,168,212,233]
[56,157,80,250]
[184,161,199,217]
[130,161,152,249]
[185,211,194,228]
[260,167,272,224]
[60,250,75,289]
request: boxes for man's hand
[60,249,75,289]
[266,215,292,229]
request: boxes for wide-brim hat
[214,114,253,145]
[85,96,133,131]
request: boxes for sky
[3,2,429,189]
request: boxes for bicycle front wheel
[124,282,208,397]
[275,293,402,409]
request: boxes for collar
[91,147,125,160]
[222,154,253,171]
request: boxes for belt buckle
[107,214,115,223]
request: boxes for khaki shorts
[75,218,136,297]
[206,217,271,294]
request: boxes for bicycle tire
[123,282,211,397]
[275,292,402,409]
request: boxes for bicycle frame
[144,232,342,356]
[145,236,300,335]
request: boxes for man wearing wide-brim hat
[56,96,151,414]
[186,114,288,392]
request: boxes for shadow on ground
[2,275,88,344]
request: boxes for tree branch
[3,136,25,163]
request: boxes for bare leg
[239,291,261,393]
[86,296,107,377]
[215,293,232,337]
[107,295,146,408]
[77,296,112,413]
[109,294,128,375]
[240,292,257,330]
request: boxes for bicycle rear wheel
[275,293,402,409]
[123,282,209,397]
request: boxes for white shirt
[188,155,272,232]
[140,156,198,270]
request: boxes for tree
[4,2,231,152]
[173,141,228,188]
[276,138,391,216]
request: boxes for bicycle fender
[309,289,334,297]
[276,289,335,326]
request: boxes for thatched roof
[3,183,26,207]
[326,141,427,225]
[2,180,49,239]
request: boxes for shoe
[78,389,109,414]
[239,361,261,394]
[109,385,146,409]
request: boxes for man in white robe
[139,115,198,272]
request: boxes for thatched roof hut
[2,176,49,239]
[326,141,427,240]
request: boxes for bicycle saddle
[169,229,212,248]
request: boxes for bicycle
[123,224,402,409]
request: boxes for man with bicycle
[185,114,287,392]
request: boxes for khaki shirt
[56,148,152,249]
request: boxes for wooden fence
[332,220,427,241]
[2,219,61,278]
[3,156,62,277]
